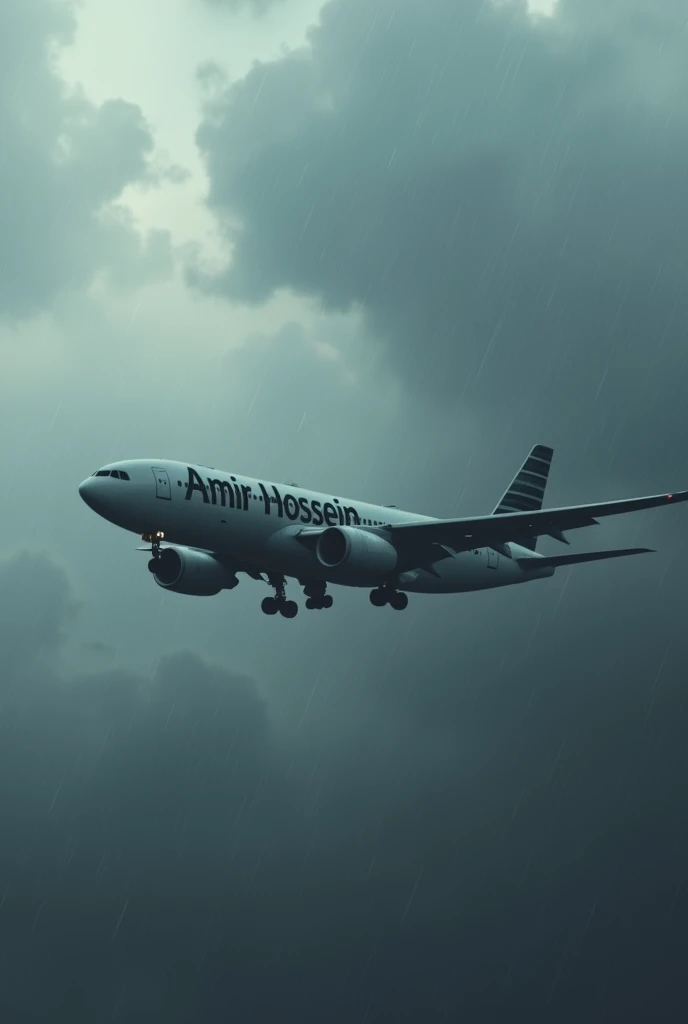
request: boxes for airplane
[77,445,687,619]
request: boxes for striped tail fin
[492,444,554,552]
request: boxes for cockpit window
[92,469,130,480]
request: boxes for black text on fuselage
[184,466,361,527]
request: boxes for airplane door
[487,547,499,569]
[152,467,172,500]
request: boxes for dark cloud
[0,0,173,320]
[0,552,78,685]
[2,530,688,1022]
[0,552,279,1020]
[81,639,115,655]
[192,0,688,484]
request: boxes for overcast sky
[1,0,688,1020]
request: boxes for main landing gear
[261,575,298,618]
[370,586,409,611]
[302,581,333,611]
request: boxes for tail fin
[492,444,553,552]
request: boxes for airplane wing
[388,489,688,554]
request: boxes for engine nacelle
[150,546,239,596]
[316,526,398,580]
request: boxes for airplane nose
[78,477,102,512]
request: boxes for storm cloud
[193,0,688,482]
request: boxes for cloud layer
[2,540,688,1021]
[0,0,173,320]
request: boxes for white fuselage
[78,459,554,594]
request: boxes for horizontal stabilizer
[517,547,654,570]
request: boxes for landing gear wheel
[264,574,292,616]
[302,580,331,608]
[389,590,408,611]
[370,588,387,607]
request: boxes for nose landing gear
[140,532,165,572]
[370,587,408,610]
[262,574,298,618]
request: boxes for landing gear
[262,575,299,618]
[142,532,165,572]
[302,580,333,611]
[261,595,299,618]
[369,587,408,610]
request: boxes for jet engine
[316,526,398,578]
[149,546,239,596]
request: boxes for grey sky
[1,0,687,1020]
